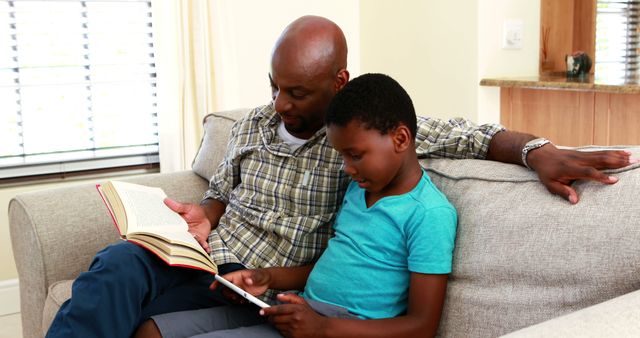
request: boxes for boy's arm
[214,265,315,296]
[264,273,448,338]
[263,265,315,291]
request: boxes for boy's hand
[261,293,327,338]
[164,198,212,253]
[210,269,271,303]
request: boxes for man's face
[269,57,337,139]
[327,120,402,194]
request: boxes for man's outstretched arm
[486,130,637,204]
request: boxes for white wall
[477,0,541,123]
[210,0,361,110]
[359,0,540,124]
[360,1,479,121]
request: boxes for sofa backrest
[193,109,640,337]
[192,108,250,181]
[423,151,640,336]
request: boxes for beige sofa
[9,108,640,338]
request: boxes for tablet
[214,274,271,308]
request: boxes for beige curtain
[153,0,217,172]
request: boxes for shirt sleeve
[406,205,458,274]
[415,116,505,160]
[201,118,243,204]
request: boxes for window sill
[0,163,160,188]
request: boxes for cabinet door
[500,87,595,146]
[594,93,640,146]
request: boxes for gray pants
[152,298,360,338]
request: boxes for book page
[112,181,187,233]
[128,238,217,274]
[131,232,212,267]
[134,227,206,256]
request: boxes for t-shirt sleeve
[406,205,458,274]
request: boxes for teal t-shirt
[301,170,457,319]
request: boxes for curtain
[152,0,217,172]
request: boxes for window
[596,0,640,81]
[0,0,158,179]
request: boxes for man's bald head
[268,16,350,139]
[272,15,347,78]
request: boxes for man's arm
[163,198,226,253]
[415,117,637,204]
[414,116,503,159]
[486,130,636,204]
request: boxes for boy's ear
[391,124,412,153]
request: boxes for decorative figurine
[566,51,592,78]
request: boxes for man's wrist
[200,198,226,229]
[521,138,552,170]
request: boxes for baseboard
[0,279,20,316]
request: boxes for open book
[97,181,217,274]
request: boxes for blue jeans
[46,241,244,338]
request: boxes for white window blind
[596,0,640,81]
[0,0,158,179]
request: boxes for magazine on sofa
[96,180,218,275]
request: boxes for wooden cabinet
[593,92,640,145]
[500,87,640,146]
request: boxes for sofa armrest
[8,170,208,338]
[502,289,640,337]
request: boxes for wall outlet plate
[503,19,524,49]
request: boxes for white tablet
[214,274,271,308]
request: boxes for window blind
[0,0,158,179]
[596,0,640,81]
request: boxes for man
[47,15,635,338]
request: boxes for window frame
[0,0,160,180]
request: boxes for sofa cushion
[42,280,73,337]
[422,147,640,337]
[503,289,640,337]
[192,108,250,181]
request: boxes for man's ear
[391,125,412,153]
[334,69,350,92]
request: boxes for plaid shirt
[205,103,503,270]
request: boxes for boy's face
[327,120,403,194]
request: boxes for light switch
[502,19,523,49]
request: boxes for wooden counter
[481,75,640,146]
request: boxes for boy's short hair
[326,73,417,138]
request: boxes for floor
[0,313,22,338]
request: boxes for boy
[139,73,457,338]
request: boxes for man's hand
[261,293,327,338]
[527,145,637,204]
[164,198,212,252]
[210,269,271,304]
